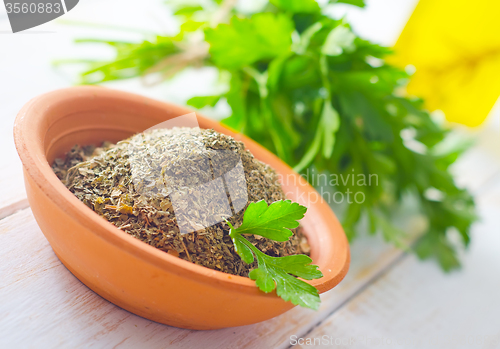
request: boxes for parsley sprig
[226,200,323,310]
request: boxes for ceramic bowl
[14,86,349,330]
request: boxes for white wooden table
[1,1,500,348]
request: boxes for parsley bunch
[66,0,476,270]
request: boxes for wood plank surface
[292,131,500,349]
[295,204,500,349]
[0,208,404,349]
[1,123,495,349]
[1,1,498,348]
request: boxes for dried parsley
[52,127,310,277]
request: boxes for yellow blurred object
[390,0,500,127]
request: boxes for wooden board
[1,1,498,347]
[0,96,30,219]
[0,208,404,348]
[293,153,500,349]
[296,205,500,349]
[1,119,496,348]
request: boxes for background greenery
[64,0,477,271]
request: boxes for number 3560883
[5,2,62,14]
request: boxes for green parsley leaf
[233,199,307,241]
[173,5,203,17]
[205,13,294,69]
[415,233,460,272]
[227,200,323,310]
[329,0,366,7]
[293,98,340,172]
[187,95,221,109]
[320,99,340,159]
[249,259,322,310]
[322,24,356,56]
[270,0,321,13]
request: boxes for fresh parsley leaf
[293,99,340,171]
[231,234,255,264]
[233,199,307,241]
[173,5,203,17]
[294,22,323,54]
[270,0,321,13]
[320,99,340,158]
[67,37,180,84]
[187,95,221,109]
[322,24,356,56]
[415,232,460,272]
[205,13,294,69]
[249,260,322,310]
[227,200,323,310]
[329,0,366,7]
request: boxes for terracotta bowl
[13,86,350,330]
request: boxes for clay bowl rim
[14,86,350,298]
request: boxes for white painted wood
[0,208,404,349]
[0,86,30,219]
[294,160,500,349]
[296,204,500,349]
[0,112,494,349]
[0,0,497,347]
[0,164,28,219]
[0,144,495,349]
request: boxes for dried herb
[227,200,323,310]
[52,127,310,277]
